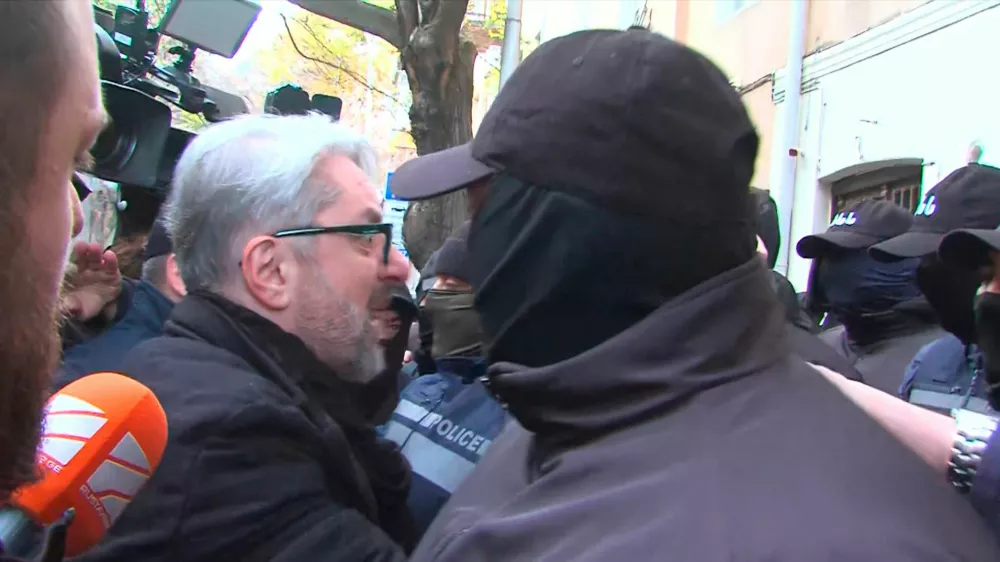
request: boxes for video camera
[91,0,261,190]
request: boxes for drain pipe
[499,0,523,88]
[774,0,808,275]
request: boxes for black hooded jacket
[807,256,943,394]
[411,258,999,561]
[820,298,944,394]
[410,178,997,560]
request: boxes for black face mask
[974,292,1000,410]
[421,289,483,358]
[917,254,980,344]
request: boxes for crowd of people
[4,1,1000,560]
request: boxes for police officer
[381,223,507,536]
[869,164,1000,413]
[797,199,941,393]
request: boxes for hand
[403,350,413,364]
[62,241,122,322]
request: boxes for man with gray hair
[76,114,413,562]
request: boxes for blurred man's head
[421,223,483,358]
[796,199,918,330]
[939,226,1000,408]
[165,114,409,383]
[871,165,1000,343]
[0,0,105,499]
[393,29,757,367]
[141,220,185,303]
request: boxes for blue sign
[385,171,401,201]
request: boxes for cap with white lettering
[870,164,1000,261]
[796,199,912,259]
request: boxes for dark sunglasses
[272,222,394,263]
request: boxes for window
[716,0,757,24]
[825,159,924,219]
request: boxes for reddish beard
[0,214,60,501]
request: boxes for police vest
[906,342,998,416]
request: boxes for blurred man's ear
[756,236,769,261]
[165,253,187,301]
[986,251,1000,294]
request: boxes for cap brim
[869,230,944,262]
[796,230,881,259]
[390,144,494,201]
[939,229,1000,269]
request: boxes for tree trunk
[399,35,477,270]
[289,0,475,270]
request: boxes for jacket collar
[484,259,788,439]
[165,291,371,430]
[435,356,487,383]
[843,296,939,349]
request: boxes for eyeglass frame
[271,222,395,263]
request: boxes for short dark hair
[0,2,72,207]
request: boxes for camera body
[90,0,259,191]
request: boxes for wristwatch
[948,408,999,494]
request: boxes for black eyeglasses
[272,222,394,263]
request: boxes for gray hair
[164,113,379,292]
[141,255,169,293]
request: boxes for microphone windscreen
[13,372,167,556]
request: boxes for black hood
[751,187,780,269]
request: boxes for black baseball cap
[938,227,1000,269]
[390,28,757,228]
[390,143,494,200]
[796,199,912,259]
[869,164,1000,261]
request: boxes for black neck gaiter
[467,175,755,368]
[422,289,483,358]
[917,253,981,345]
[974,292,1000,410]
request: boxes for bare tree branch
[280,15,403,106]
[395,0,419,46]
[431,0,470,42]
[292,0,403,49]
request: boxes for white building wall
[522,0,633,45]
[772,0,1000,291]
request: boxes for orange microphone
[0,373,167,557]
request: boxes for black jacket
[72,292,411,562]
[820,299,943,394]
[410,260,1000,561]
[766,268,865,382]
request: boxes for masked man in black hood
[813,224,1000,536]
[386,28,998,562]
[796,199,942,393]
[869,164,1000,413]
[751,188,865,380]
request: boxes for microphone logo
[39,395,108,470]
[38,394,154,528]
